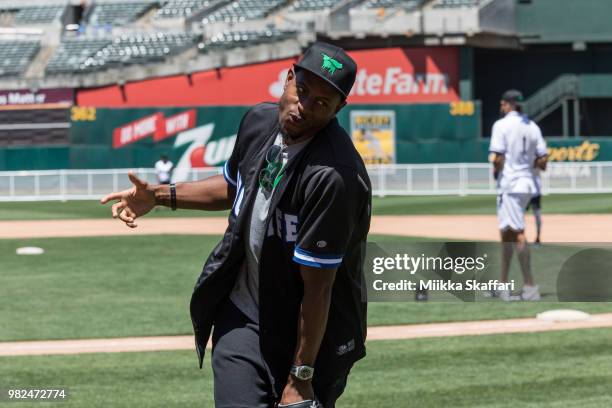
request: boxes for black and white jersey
[190,102,371,387]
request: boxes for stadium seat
[359,0,423,10]
[95,32,198,67]
[46,32,198,74]
[12,5,65,25]
[46,39,112,75]
[433,0,482,8]
[156,0,230,19]
[201,0,289,24]
[0,40,39,77]
[288,0,341,12]
[199,27,297,51]
[88,1,158,25]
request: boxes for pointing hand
[100,171,157,228]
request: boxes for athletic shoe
[521,285,541,301]
[497,289,521,301]
[482,289,498,298]
[497,289,511,301]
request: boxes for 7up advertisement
[69,106,249,179]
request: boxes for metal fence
[1,162,612,201]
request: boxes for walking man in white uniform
[489,90,548,301]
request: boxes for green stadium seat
[199,27,297,52]
[12,5,65,25]
[155,0,230,19]
[0,40,40,77]
[357,0,425,10]
[88,1,158,25]
[433,0,482,9]
[46,32,199,75]
[289,0,341,12]
[201,0,289,24]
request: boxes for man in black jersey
[101,42,372,408]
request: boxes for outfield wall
[0,103,482,170]
[1,135,610,171]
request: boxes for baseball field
[1,194,611,407]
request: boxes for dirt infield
[3,313,612,357]
[3,214,610,357]
[2,214,611,241]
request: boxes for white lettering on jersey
[284,214,298,242]
[266,208,299,243]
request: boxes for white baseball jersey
[154,160,173,183]
[489,111,547,194]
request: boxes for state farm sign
[78,47,459,107]
[350,69,448,97]
[346,48,458,103]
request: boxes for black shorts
[211,299,352,408]
[526,195,542,211]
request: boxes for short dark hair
[501,89,524,105]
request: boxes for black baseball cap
[294,42,357,99]
[501,89,524,104]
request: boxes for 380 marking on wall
[449,101,475,116]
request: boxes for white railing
[1,162,612,201]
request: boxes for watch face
[298,367,313,379]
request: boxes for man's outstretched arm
[152,175,235,211]
[100,172,235,228]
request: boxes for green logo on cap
[321,53,343,75]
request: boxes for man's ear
[284,68,295,91]
[335,99,347,114]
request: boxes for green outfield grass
[370,193,612,215]
[2,328,612,407]
[0,193,611,221]
[0,200,230,221]
[1,235,610,342]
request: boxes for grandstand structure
[1,0,612,169]
[0,0,525,91]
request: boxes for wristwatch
[290,364,315,381]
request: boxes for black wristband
[170,183,177,211]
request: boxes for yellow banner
[548,140,600,162]
[350,110,396,165]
